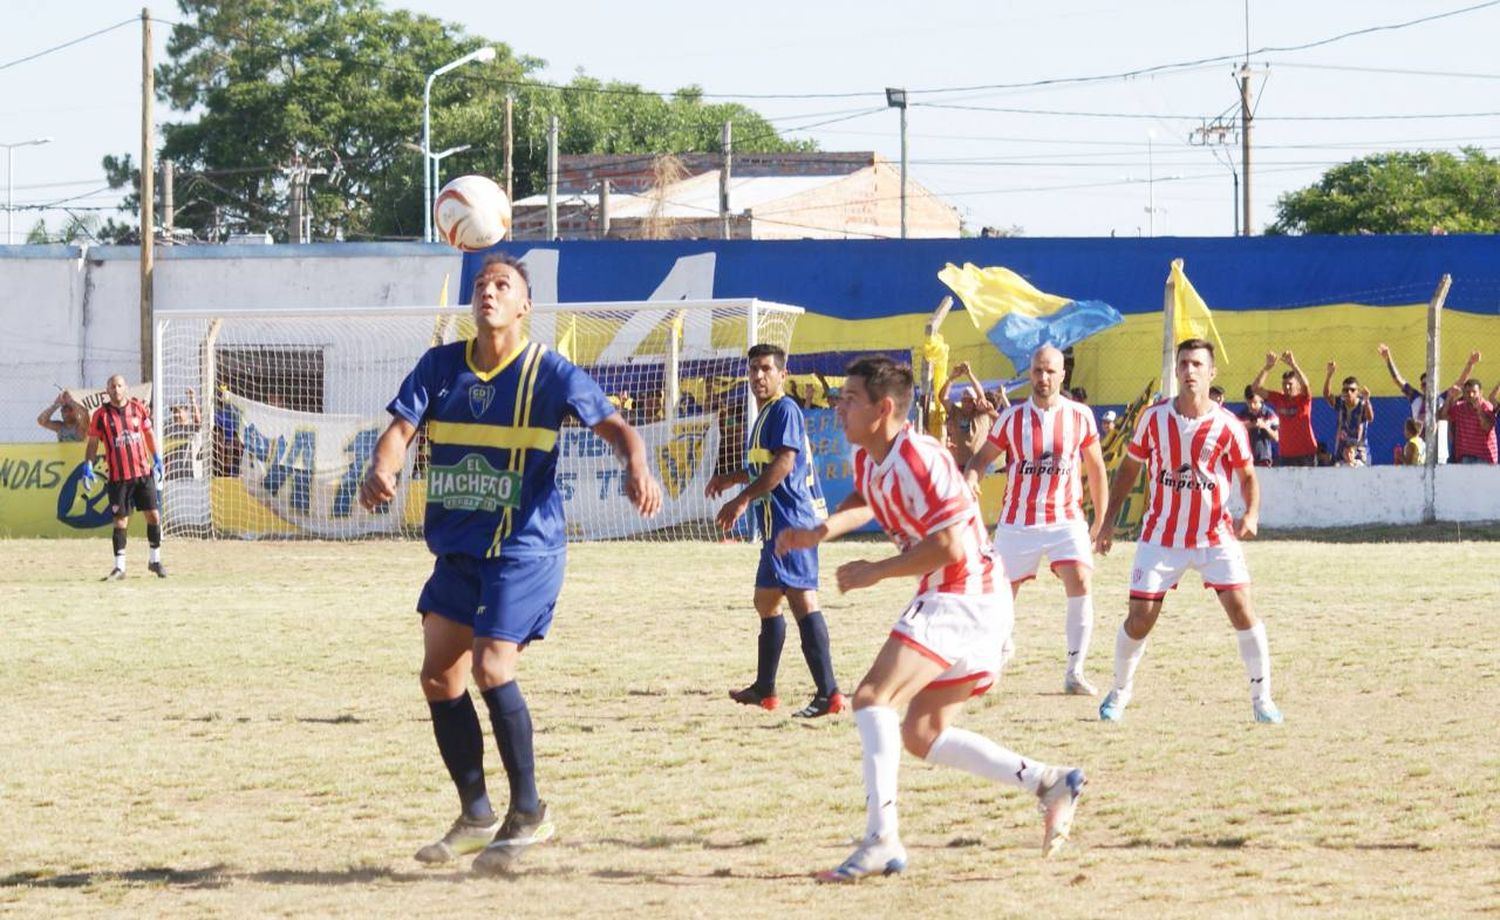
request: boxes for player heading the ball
[360,252,663,876]
[1093,338,1283,725]
[777,355,1085,882]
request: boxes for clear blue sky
[5,0,1500,241]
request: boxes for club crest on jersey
[468,384,495,418]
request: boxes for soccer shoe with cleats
[1037,766,1087,857]
[148,561,168,578]
[1064,673,1098,697]
[471,802,555,876]
[815,835,908,883]
[791,692,846,719]
[1253,699,1284,724]
[414,813,501,864]
[1098,689,1129,722]
[103,568,126,582]
[729,685,779,711]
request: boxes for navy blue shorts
[755,541,819,591]
[417,552,566,644]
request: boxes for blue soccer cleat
[816,835,908,883]
[1037,766,1087,857]
[1098,689,1129,722]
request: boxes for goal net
[154,299,801,541]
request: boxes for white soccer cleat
[1037,766,1087,857]
[1098,688,1130,722]
[1252,699,1284,724]
[815,835,908,883]
[1064,673,1098,697]
[414,814,501,864]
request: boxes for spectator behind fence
[1323,362,1374,465]
[1338,443,1366,467]
[1070,386,1088,406]
[162,386,204,480]
[1251,351,1317,467]
[1100,409,1118,439]
[38,391,88,442]
[1238,386,1279,467]
[1208,385,1225,406]
[1438,352,1497,463]
[1402,418,1426,465]
[1377,342,1444,425]
[938,361,998,469]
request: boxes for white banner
[224,394,720,540]
[227,393,411,537]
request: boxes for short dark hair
[1243,385,1258,401]
[1209,385,1225,399]
[475,252,531,295]
[845,355,913,414]
[747,343,787,370]
[1070,386,1088,402]
[1341,375,1359,388]
[1281,370,1298,382]
[1465,378,1483,390]
[1405,417,1422,436]
[1175,338,1215,362]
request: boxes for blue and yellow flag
[1169,258,1228,363]
[937,263,1123,372]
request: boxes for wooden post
[139,8,155,385]
[599,179,610,239]
[546,115,558,239]
[719,121,732,239]
[503,93,514,205]
[1161,259,1179,399]
[1423,273,1451,523]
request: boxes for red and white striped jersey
[986,398,1098,527]
[852,424,997,596]
[1126,399,1252,548]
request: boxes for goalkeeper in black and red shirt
[83,374,166,580]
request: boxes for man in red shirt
[84,374,166,580]
[1095,339,1281,725]
[1251,350,1316,467]
[1439,352,1497,463]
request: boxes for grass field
[1,536,1497,918]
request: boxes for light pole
[423,47,495,242]
[431,144,472,192]
[885,87,908,239]
[4,136,53,244]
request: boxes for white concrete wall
[1230,466,1500,528]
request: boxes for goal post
[153,299,802,541]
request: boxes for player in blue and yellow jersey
[360,253,662,876]
[706,344,843,718]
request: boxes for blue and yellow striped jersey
[388,339,614,558]
[745,394,827,540]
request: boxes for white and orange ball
[434,175,511,251]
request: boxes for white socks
[925,727,1043,794]
[149,546,161,564]
[114,552,127,573]
[1236,621,1273,702]
[1065,594,1094,677]
[854,706,902,842]
[1112,624,1147,696]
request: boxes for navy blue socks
[428,693,493,821]
[797,611,839,698]
[481,681,539,815]
[756,615,787,696]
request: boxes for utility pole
[1190,119,1239,236]
[503,93,514,205]
[287,159,304,244]
[1239,61,1253,237]
[599,178,610,239]
[546,114,558,239]
[139,7,154,384]
[719,120,732,239]
[161,158,174,239]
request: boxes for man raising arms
[965,346,1107,695]
[360,253,662,875]
[1094,339,1283,724]
[707,344,842,718]
[779,356,1084,882]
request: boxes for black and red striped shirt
[89,399,154,482]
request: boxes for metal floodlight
[885,87,907,109]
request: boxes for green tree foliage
[107,0,810,242]
[1268,149,1500,235]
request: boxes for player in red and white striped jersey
[83,374,166,581]
[777,356,1084,882]
[965,346,1107,696]
[1094,339,1282,725]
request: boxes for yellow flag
[437,272,450,308]
[1169,259,1228,363]
[937,262,1069,330]
[918,332,950,438]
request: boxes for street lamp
[4,136,53,245]
[430,144,472,192]
[885,88,908,239]
[423,47,496,242]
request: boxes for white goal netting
[154,299,801,541]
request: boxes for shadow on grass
[596,835,768,850]
[2,864,468,889]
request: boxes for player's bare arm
[714,446,795,532]
[1082,439,1108,542]
[359,416,418,511]
[835,524,965,594]
[1236,463,1261,540]
[704,469,748,499]
[1094,454,1142,556]
[775,490,871,556]
[963,439,1002,495]
[592,413,662,518]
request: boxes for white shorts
[1129,540,1251,600]
[993,519,1093,584]
[890,591,1013,697]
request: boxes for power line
[918,102,1500,122]
[0,18,136,72]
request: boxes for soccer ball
[434,175,511,251]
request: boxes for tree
[105,0,810,242]
[1269,149,1500,235]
